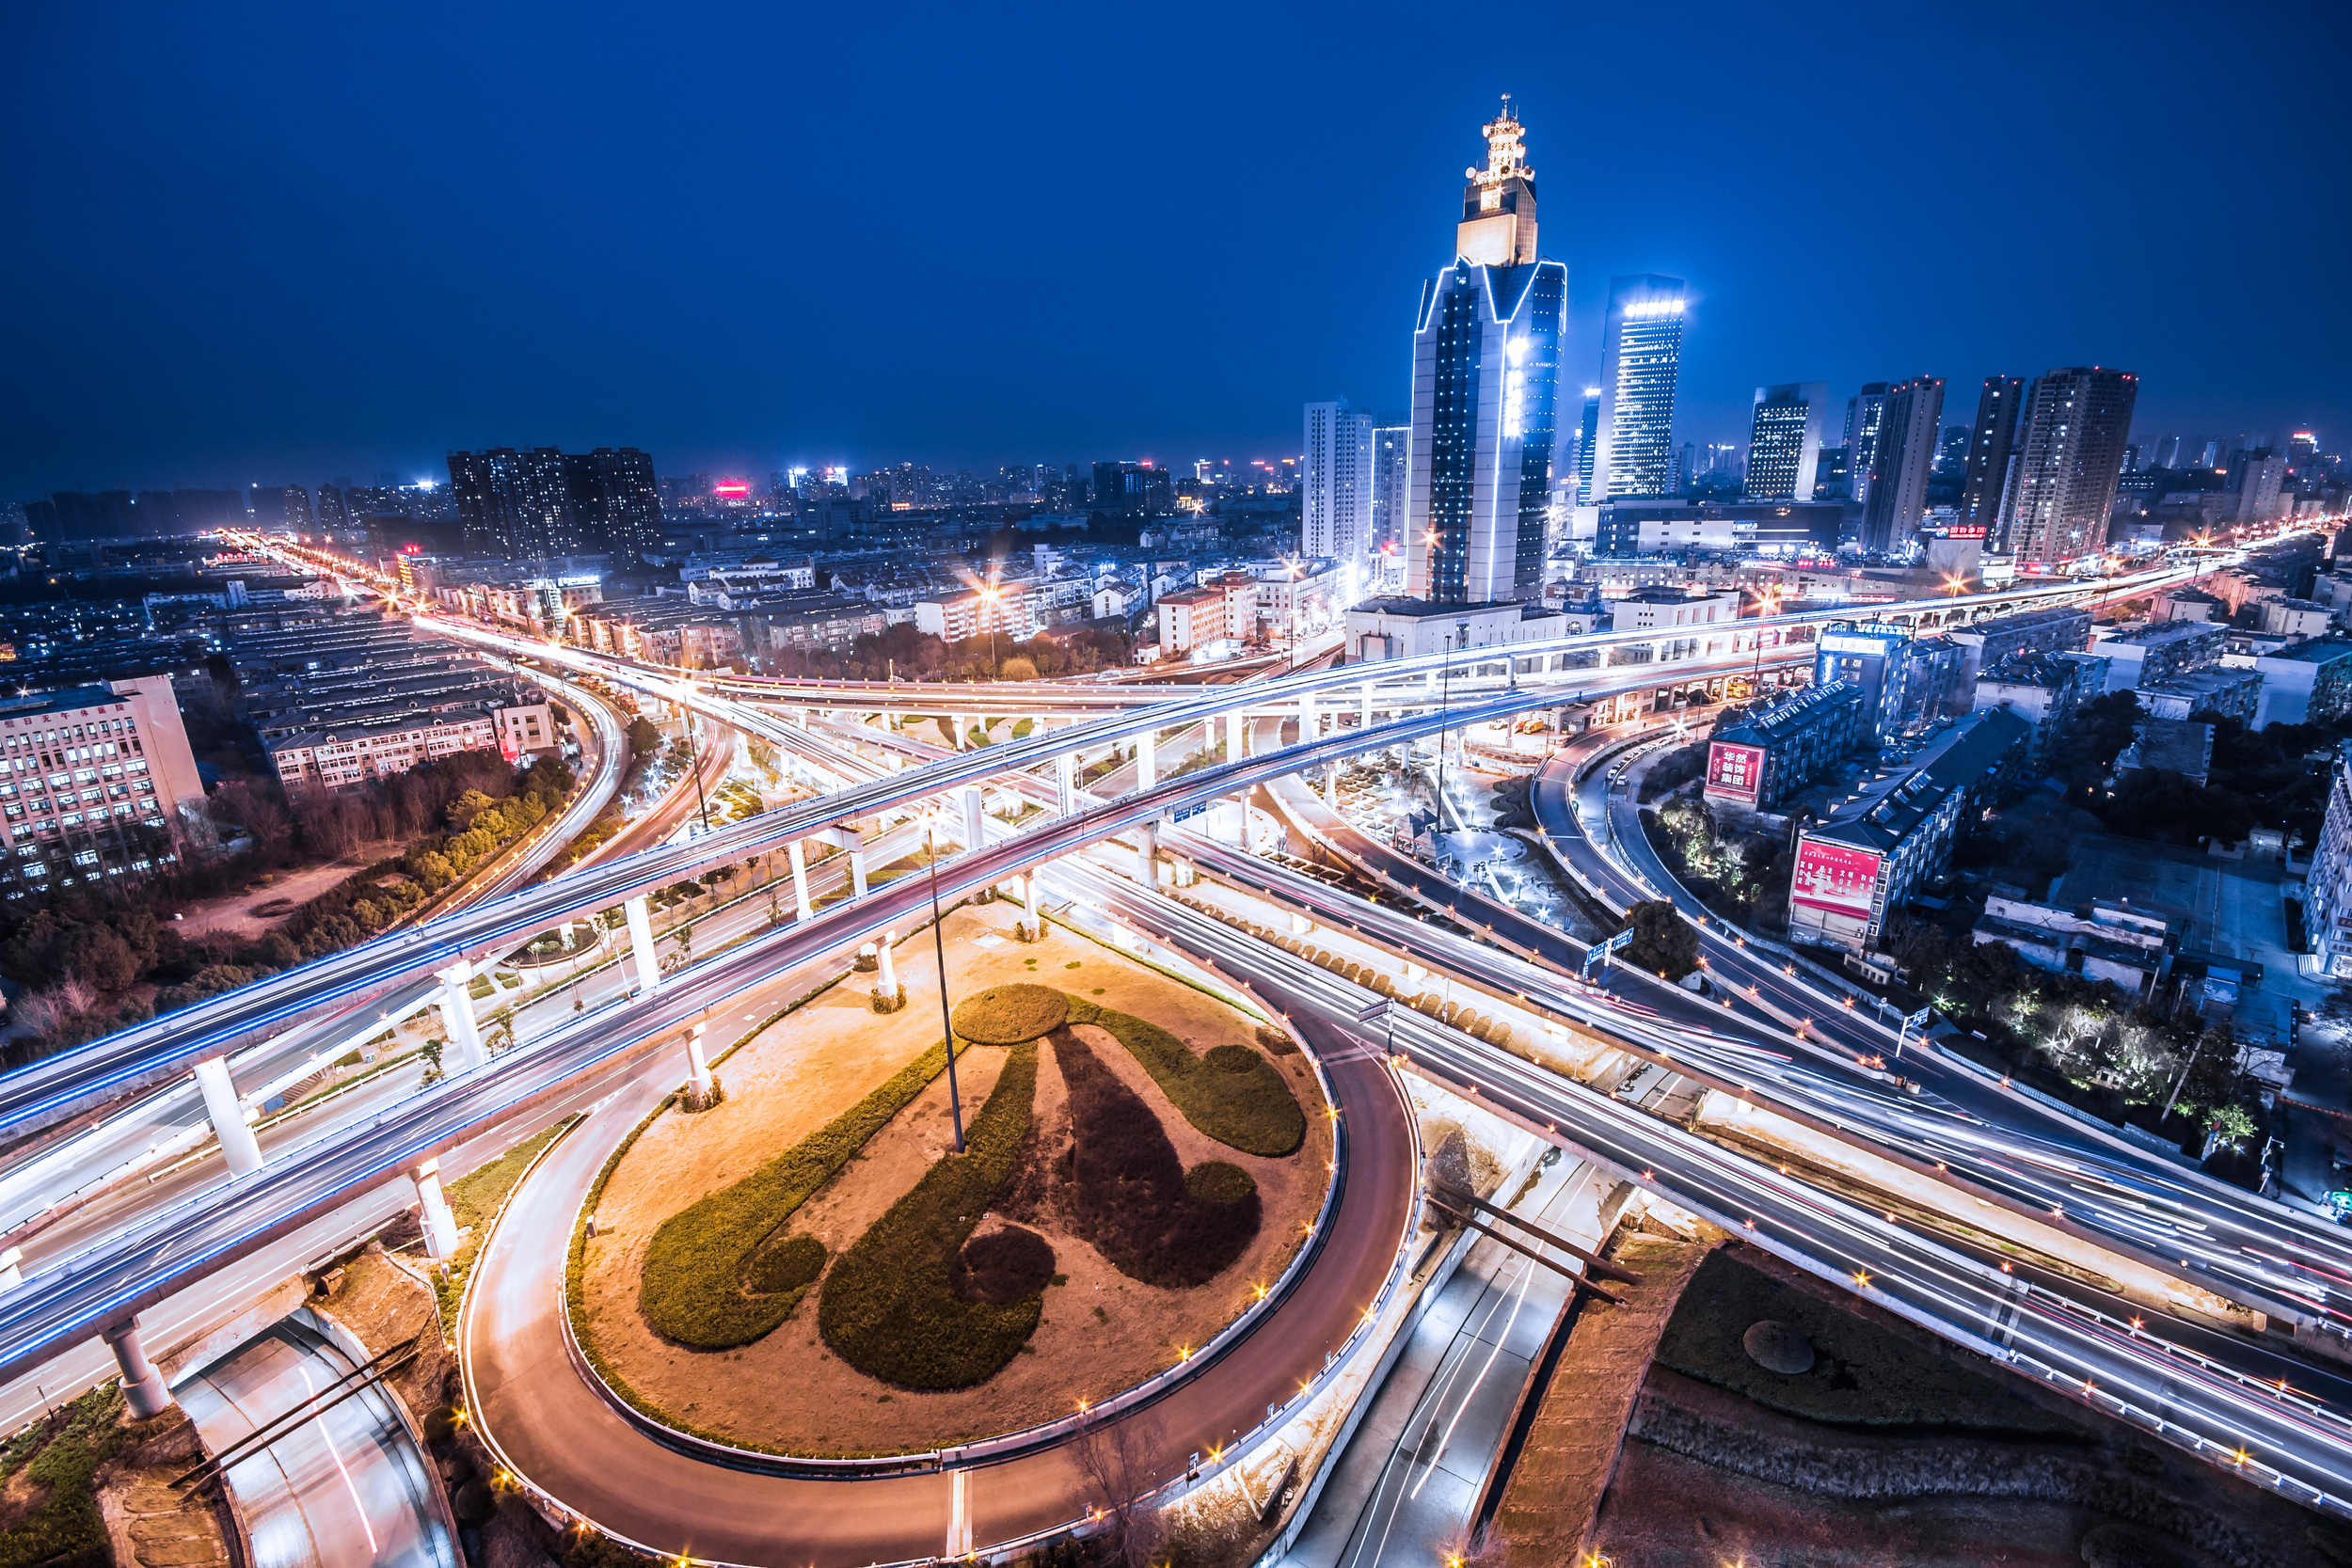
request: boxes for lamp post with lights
[923,815,966,1153]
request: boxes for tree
[626,716,661,756]
[1070,1412,1167,1568]
[1620,900,1699,980]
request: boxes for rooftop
[1807,707,2029,853]
[2256,635,2352,667]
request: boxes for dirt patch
[579,904,1331,1454]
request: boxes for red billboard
[1706,740,1765,803]
[1790,839,1883,921]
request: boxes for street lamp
[981,578,1003,679]
[923,815,966,1152]
[1284,556,1304,672]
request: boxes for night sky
[5,1,2345,498]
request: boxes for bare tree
[1071,1411,1168,1568]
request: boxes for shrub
[1255,1024,1299,1056]
[950,983,1068,1044]
[1066,996,1306,1157]
[1054,1031,1262,1288]
[951,1226,1057,1305]
[637,1037,958,1349]
[744,1232,827,1295]
[1184,1162,1257,1204]
[819,1042,1043,1387]
[1204,1043,1261,1074]
[0,1383,139,1568]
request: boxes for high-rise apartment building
[1589,275,1686,499]
[1405,102,1566,605]
[1844,384,1890,506]
[1860,375,1945,553]
[2006,367,2138,569]
[1371,423,1411,559]
[1961,375,2026,540]
[1743,383,1830,501]
[1302,401,1375,585]
[449,446,660,559]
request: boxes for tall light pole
[982,578,1003,680]
[924,816,966,1152]
[1285,556,1304,671]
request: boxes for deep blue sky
[5,1,2345,498]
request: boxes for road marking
[946,1465,972,1557]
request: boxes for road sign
[1904,1006,1931,1030]
[1355,1000,1392,1024]
[1171,800,1208,824]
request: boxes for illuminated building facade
[1962,375,2026,541]
[1743,383,1830,501]
[1859,375,1945,554]
[1589,276,1686,499]
[1405,102,1566,606]
[1303,401,1375,590]
[2006,366,2138,569]
[1843,383,1889,506]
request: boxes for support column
[412,1159,460,1260]
[1299,689,1316,742]
[1025,870,1043,935]
[1136,819,1160,891]
[878,932,899,996]
[1057,752,1077,815]
[1136,728,1156,791]
[1226,709,1245,763]
[849,845,869,900]
[788,841,815,922]
[103,1318,172,1419]
[435,960,486,1071]
[684,1021,715,1107]
[625,895,660,996]
[193,1055,263,1177]
[1230,792,1250,848]
[961,785,986,853]
[1325,758,1341,803]
[1360,682,1374,725]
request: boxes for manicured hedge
[638,1037,957,1349]
[1054,1031,1261,1288]
[950,983,1068,1043]
[818,1041,1044,1388]
[1065,996,1305,1157]
[950,1225,1057,1305]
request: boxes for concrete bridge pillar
[684,1021,715,1107]
[878,931,899,995]
[193,1055,263,1177]
[1226,709,1245,762]
[1299,689,1316,740]
[961,785,987,853]
[103,1318,172,1419]
[1137,819,1160,891]
[849,845,868,899]
[625,895,660,996]
[1136,728,1156,791]
[788,841,815,922]
[1360,682,1374,725]
[412,1159,461,1260]
[435,959,487,1071]
[1057,752,1077,814]
[1025,871,1044,937]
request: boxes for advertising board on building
[1706,740,1765,803]
[1790,838,1883,921]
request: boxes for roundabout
[458,902,1424,1565]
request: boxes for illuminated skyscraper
[1302,400,1375,584]
[1743,383,1830,501]
[1859,375,1945,553]
[1961,375,2026,539]
[1404,101,1566,605]
[2007,367,2137,567]
[1573,388,1599,503]
[1589,275,1686,499]
[1843,383,1889,506]
[1371,422,1410,558]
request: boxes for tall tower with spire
[1403,100,1567,606]
[1456,96,1538,267]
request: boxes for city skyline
[5,2,2347,498]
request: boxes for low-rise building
[2307,755,2352,977]
[2114,718,2215,786]
[1610,588,1742,661]
[1970,895,2174,994]
[1943,606,2092,696]
[268,704,548,791]
[2260,597,2337,640]
[1786,707,2029,954]
[2253,636,2352,727]
[0,677,208,895]
[2137,667,2262,724]
[2094,621,2225,694]
[1343,598,1569,662]
[2150,586,2227,623]
[1972,649,2109,771]
[1157,586,1235,657]
[1703,680,1865,812]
